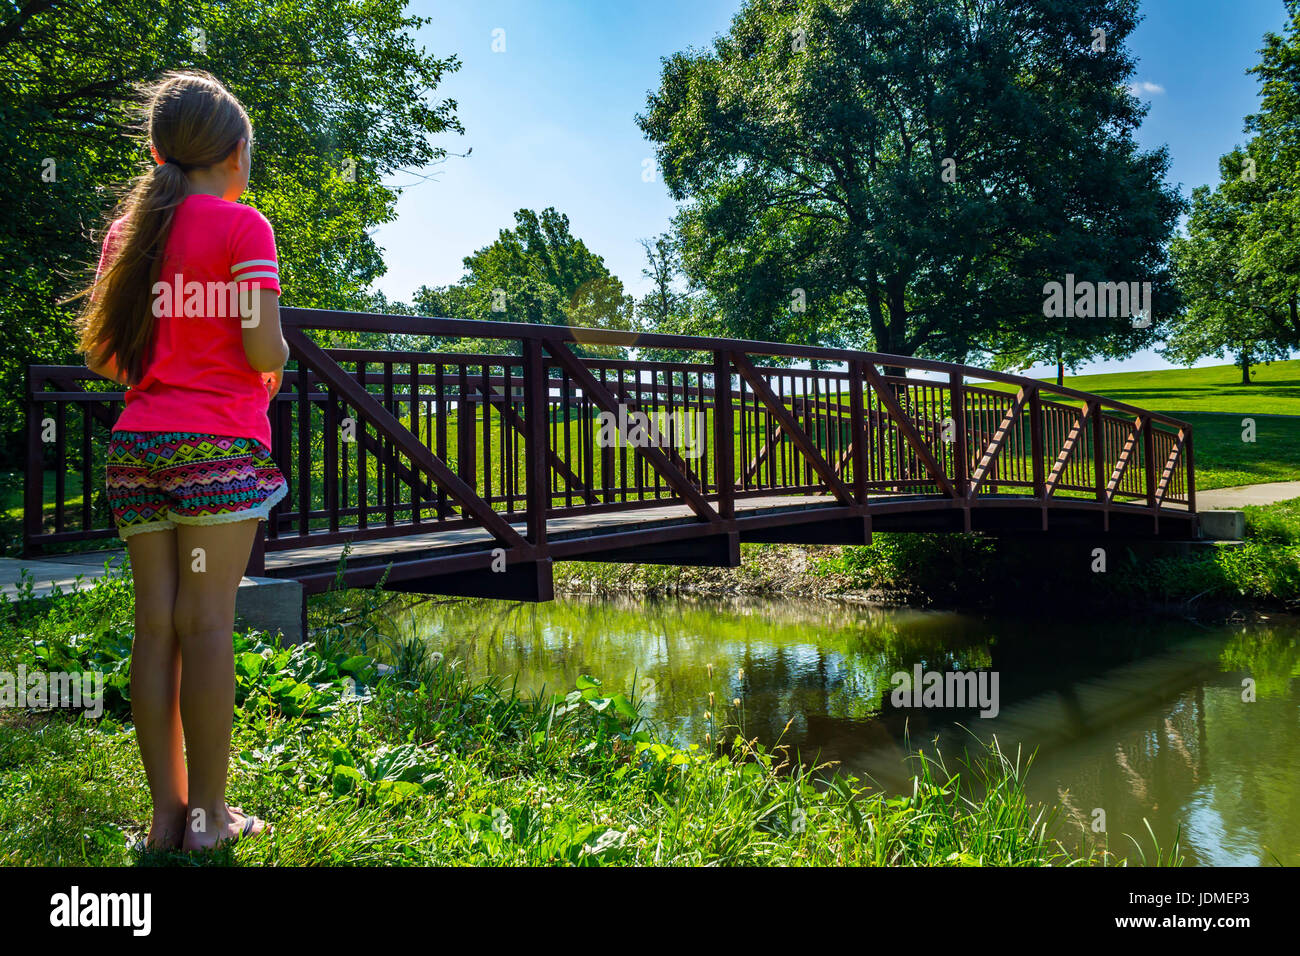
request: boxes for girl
[76,71,289,853]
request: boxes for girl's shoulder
[184,194,274,229]
[174,196,278,264]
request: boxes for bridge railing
[22,308,1195,559]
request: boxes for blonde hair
[74,71,252,384]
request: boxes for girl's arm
[240,288,289,372]
[86,349,130,386]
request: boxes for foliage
[815,532,998,601]
[1166,153,1298,382]
[638,0,1182,369]
[1088,500,1300,608]
[410,207,635,357]
[1165,2,1300,381]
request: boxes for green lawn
[1065,360,1300,490]
[976,358,1300,416]
[1178,412,1300,490]
[968,359,1300,490]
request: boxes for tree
[630,233,717,362]
[1166,153,1295,384]
[0,0,462,456]
[1165,3,1300,382]
[635,234,690,330]
[410,207,634,356]
[637,0,1183,372]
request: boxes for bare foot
[135,806,187,852]
[181,804,270,853]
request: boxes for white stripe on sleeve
[231,259,278,275]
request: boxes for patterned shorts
[106,431,288,539]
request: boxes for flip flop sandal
[231,813,270,845]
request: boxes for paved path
[1197,481,1300,510]
[0,552,126,600]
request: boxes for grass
[0,568,1177,867]
[1242,496,1300,545]
[1179,412,1300,490]
[968,359,1300,490]
[979,358,1300,416]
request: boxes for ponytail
[71,71,252,385]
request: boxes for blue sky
[371,0,1295,375]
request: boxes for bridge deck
[263,491,1193,601]
[268,492,1195,575]
[267,493,836,571]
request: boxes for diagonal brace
[730,351,854,504]
[543,339,721,524]
[284,328,530,551]
[862,363,956,499]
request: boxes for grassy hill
[976,358,1300,416]
[966,360,1300,491]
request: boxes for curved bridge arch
[23,307,1197,602]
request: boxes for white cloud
[1126,80,1166,96]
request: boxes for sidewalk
[1196,481,1300,510]
[0,551,125,601]
[0,551,303,642]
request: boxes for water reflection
[389,595,1299,866]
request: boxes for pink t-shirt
[99,194,282,450]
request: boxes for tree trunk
[1241,349,1251,385]
[1056,361,1064,387]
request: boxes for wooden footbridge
[24,308,1198,613]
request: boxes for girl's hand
[264,366,284,399]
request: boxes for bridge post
[1029,383,1046,531]
[245,529,265,576]
[1142,414,1158,533]
[23,367,44,557]
[948,370,968,498]
[712,350,734,519]
[949,370,970,531]
[523,339,549,550]
[1142,416,1156,508]
[1029,383,1045,500]
[850,361,868,503]
[1090,400,1107,530]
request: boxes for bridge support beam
[385,558,555,603]
[567,531,741,568]
[741,515,871,546]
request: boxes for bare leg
[173,518,268,851]
[126,527,187,849]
